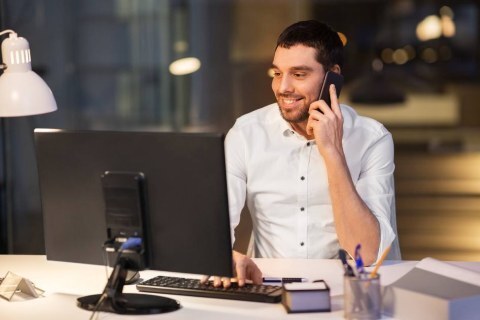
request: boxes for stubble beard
[278,102,309,123]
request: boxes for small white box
[282,281,331,313]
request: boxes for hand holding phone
[318,71,344,107]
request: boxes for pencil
[369,245,391,278]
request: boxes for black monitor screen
[34,129,233,277]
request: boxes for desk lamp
[0,29,57,253]
[0,30,57,116]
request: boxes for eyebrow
[270,64,314,72]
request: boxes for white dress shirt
[225,103,399,261]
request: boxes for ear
[330,64,341,74]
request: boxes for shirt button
[306,142,310,146]
[300,176,305,181]
[300,207,305,211]
[300,242,304,246]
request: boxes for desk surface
[1,255,479,320]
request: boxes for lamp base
[77,293,180,314]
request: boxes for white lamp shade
[0,70,57,117]
[0,31,57,117]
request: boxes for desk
[1,256,479,320]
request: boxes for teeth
[283,98,297,104]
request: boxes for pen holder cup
[343,274,381,320]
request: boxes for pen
[262,277,308,283]
[338,249,355,277]
[354,244,365,275]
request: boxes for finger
[309,100,325,113]
[310,100,332,116]
[235,260,246,286]
[222,277,232,288]
[329,84,341,117]
[200,275,210,284]
[213,276,222,287]
[309,100,322,112]
[306,117,316,136]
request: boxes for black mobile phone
[318,71,344,107]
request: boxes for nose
[276,75,293,94]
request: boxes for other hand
[200,250,262,287]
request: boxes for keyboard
[136,275,283,303]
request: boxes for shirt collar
[271,105,313,141]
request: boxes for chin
[280,109,308,123]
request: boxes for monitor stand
[77,257,180,314]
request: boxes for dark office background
[0,0,479,260]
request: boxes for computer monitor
[34,129,233,313]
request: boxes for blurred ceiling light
[372,58,383,72]
[416,15,442,41]
[441,15,456,37]
[404,45,416,60]
[439,6,454,18]
[421,48,438,63]
[392,48,409,65]
[174,40,189,53]
[169,57,201,75]
[337,32,347,46]
[381,48,394,64]
[267,67,275,78]
[417,7,456,42]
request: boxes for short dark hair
[276,20,344,71]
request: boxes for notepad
[281,280,331,313]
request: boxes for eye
[293,73,307,78]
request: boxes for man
[209,20,399,287]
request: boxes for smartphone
[318,71,344,107]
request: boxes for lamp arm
[0,29,14,36]
[0,30,14,70]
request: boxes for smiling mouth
[280,97,303,106]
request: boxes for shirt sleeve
[224,126,247,246]
[355,130,398,262]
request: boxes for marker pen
[262,277,308,283]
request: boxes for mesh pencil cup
[343,274,381,320]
